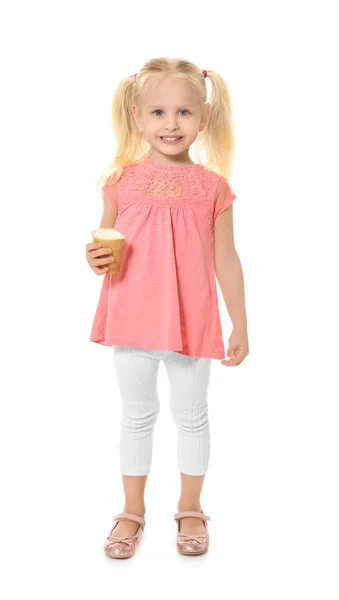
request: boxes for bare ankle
[177,501,202,512]
[123,504,146,516]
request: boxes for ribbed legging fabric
[113,346,212,476]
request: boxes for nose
[165,115,180,131]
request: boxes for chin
[156,140,189,152]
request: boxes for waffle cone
[92,230,125,274]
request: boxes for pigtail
[96,75,148,190]
[198,71,235,181]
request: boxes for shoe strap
[113,512,145,528]
[174,510,210,521]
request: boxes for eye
[151,109,191,116]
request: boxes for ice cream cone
[92,228,125,274]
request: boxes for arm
[99,191,118,228]
[214,204,247,332]
[99,176,118,228]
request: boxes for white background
[1,0,338,598]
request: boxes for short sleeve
[213,176,237,221]
[101,173,118,211]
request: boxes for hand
[221,327,249,366]
[85,242,115,275]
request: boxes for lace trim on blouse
[101,160,236,231]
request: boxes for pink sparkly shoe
[104,512,145,559]
[174,509,210,555]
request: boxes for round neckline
[144,157,200,169]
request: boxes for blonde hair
[97,57,235,190]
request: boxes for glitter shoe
[174,510,210,555]
[104,512,145,559]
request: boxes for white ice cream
[93,228,124,240]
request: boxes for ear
[132,105,143,132]
[199,103,211,132]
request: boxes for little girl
[85,57,249,559]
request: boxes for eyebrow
[149,104,197,109]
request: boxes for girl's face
[132,76,210,162]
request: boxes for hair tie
[202,69,208,78]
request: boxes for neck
[147,150,194,166]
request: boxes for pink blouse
[90,157,237,359]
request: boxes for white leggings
[113,346,212,476]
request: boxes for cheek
[145,122,160,135]
[189,118,201,130]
